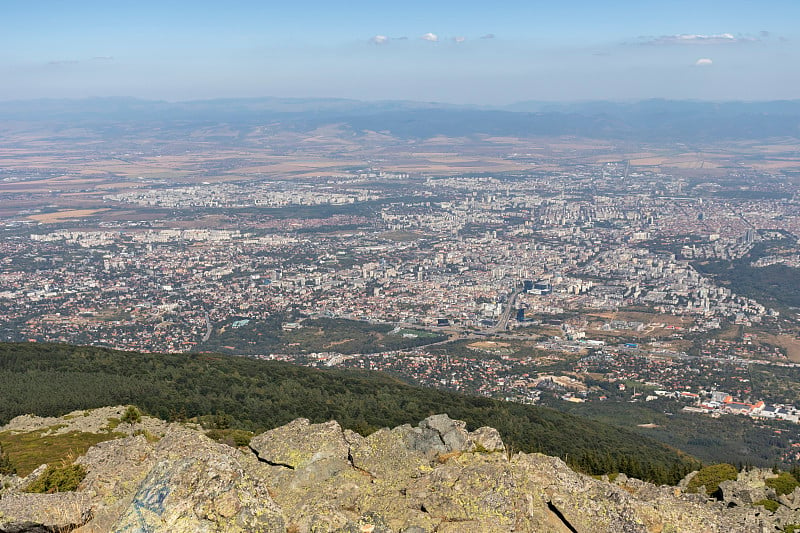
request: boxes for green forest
[197,317,447,355]
[0,342,696,484]
[693,239,800,311]
[542,396,800,469]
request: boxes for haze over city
[3,0,800,103]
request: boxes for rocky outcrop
[699,467,800,527]
[779,486,800,511]
[101,426,284,533]
[0,412,789,532]
[0,492,93,532]
[1,406,171,437]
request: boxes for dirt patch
[761,333,800,362]
[27,208,109,223]
[323,338,355,349]
[468,341,511,350]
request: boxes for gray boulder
[402,414,506,456]
[250,418,350,469]
[110,426,284,532]
[718,478,771,506]
[779,486,800,511]
[0,492,93,532]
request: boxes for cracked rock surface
[0,413,786,532]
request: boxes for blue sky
[2,0,798,103]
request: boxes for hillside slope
[0,342,695,484]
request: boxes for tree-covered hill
[0,342,697,483]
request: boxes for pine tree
[120,405,141,427]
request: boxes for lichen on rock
[0,411,791,532]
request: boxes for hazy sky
[2,0,799,103]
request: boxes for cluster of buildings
[679,390,800,424]
[0,169,797,409]
[104,181,380,208]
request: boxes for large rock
[779,486,800,510]
[71,434,158,533]
[718,478,771,507]
[0,413,790,532]
[77,434,157,500]
[0,492,93,532]
[470,425,506,453]
[249,418,355,494]
[250,418,350,469]
[398,414,505,457]
[349,426,430,481]
[110,426,284,532]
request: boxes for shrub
[104,417,121,431]
[120,406,141,427]
[755,499,780,513]
[24,463,87,493]
[766,472,800,496]
[133,429,160,443]
[206,429,254,448]
[686,463,738,497]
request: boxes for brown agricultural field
[27,209,110,223]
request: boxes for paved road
[202,312,212,342]
[492,286,523,332]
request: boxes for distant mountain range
[1,97,799,142]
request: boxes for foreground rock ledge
[0,413,780,532]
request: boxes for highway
[492,285,523,332]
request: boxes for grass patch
[686,463,738,496]
[755,498,780,513]
[133,429,160,443]
[766,471,800,496]
[391,328,442,339]
[24,463,87,493]
[205,428,253,448]
[0,429,124,476]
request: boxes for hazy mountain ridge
[2,97,798,141]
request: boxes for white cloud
[371,35,389,45]
[695,58,713,66]
[643,33,754,45]
[421,32,438,42]
[453,36,466,44]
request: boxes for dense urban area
[2,125,800,467]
